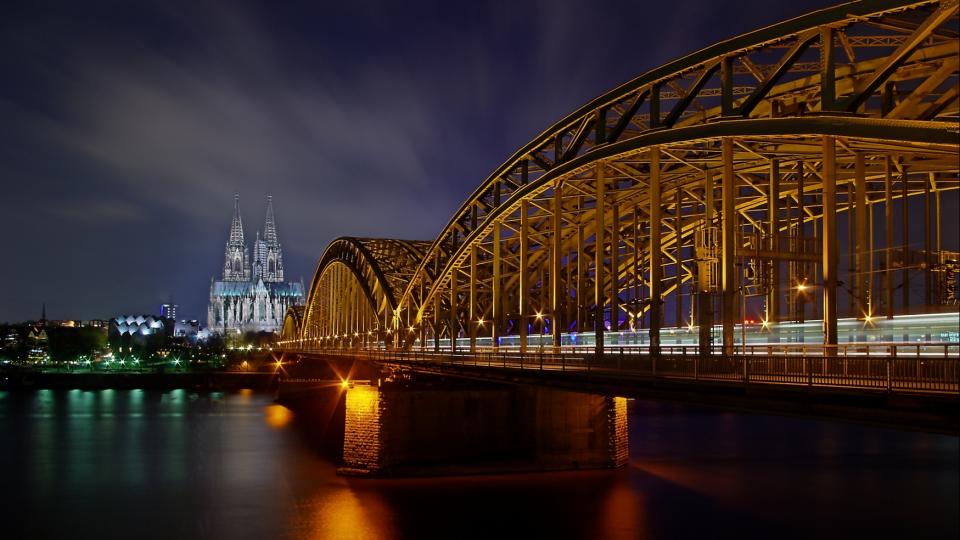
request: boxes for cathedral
[208,195,305,335]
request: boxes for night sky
[0,0,839,323]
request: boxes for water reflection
[265,404,294,429]
[0,390,955,540]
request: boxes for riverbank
[0,371,277,391]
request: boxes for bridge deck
[283,342,959,396]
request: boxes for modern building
[173,319,210,342]
[160,303,178,320]
[207,195,305,334]
[108,314,171,348]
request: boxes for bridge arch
[294,237,431,347]
[281,305,305,341]
[294,0,960,354]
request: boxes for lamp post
[475,318,485,352]
[535,311,545,352]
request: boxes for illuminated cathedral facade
[208,195,305,334]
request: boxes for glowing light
[796,283,808,292]
[340,379,350,389]
[477,318,485,326]
[535,312,544,320]
[264,405,293,429]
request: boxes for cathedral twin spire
[223,194,285,283]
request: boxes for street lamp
[535,312,545,350]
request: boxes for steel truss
[286,0,960,356]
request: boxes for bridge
[274,1,959,475]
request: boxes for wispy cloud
[0,0,840,321]
[46,199,147,224]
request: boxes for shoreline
[0,371,278,391]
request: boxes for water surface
[0,389,955,539]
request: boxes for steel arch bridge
[284,0,960,360]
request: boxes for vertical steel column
[935,185,942,303]
[433,285,440,352]
[935,184,942,253]
[720,56,734,116]
[565,241,574,332]
[868,197,874,317]
[820,27,835,111]
[924,173,932,308]
[493,222,503,347]
[611,202,620,333]
[577,217,586,334]
[650,83,661,128]
[450,265,458,353]
[822,136,838,347]
[552,182,563,349]
[902,172,909,314]
[634,205,642,330]
[768,159,780,325]
[333,266,340,342]
[469,246,477,352]
[721,138,736,354]
[519,199,530,353]
[699,172,714,353]
[675,187,683,328]
[885,157,894,318]
[848,182,855,317]
[649,147,663,354]
[855,153,868,317]
[797,160,805,235]
[795,160,805,322]
[595,163,606,356]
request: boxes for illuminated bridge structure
[281,0,960,396]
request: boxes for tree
[47,327,107,362]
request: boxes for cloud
[47,46,439,225]
[46,199,147,224]
[0,0,844,322]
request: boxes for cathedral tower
[209,194,304,335]
[223,194,251,281]
[253,195,285,283]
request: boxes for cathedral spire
[229,193,245,245]
[263,195,278,245]
[256,195,284,282]
[223,193,251,281]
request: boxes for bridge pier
[339,382,628,477]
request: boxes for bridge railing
[281,342,959,395]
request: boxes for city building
[207,195,305,334]
[109,314,172,350]
[160,303,178,320]
[173,319,210,343]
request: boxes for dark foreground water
[0,389,956,540]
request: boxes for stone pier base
[339,383,628,477]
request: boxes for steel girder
[292,0,959,352]
[293,238,431,346]
[281,305,305,341]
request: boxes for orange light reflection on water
[264,404,294,429]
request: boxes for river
[0,388,956,539]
